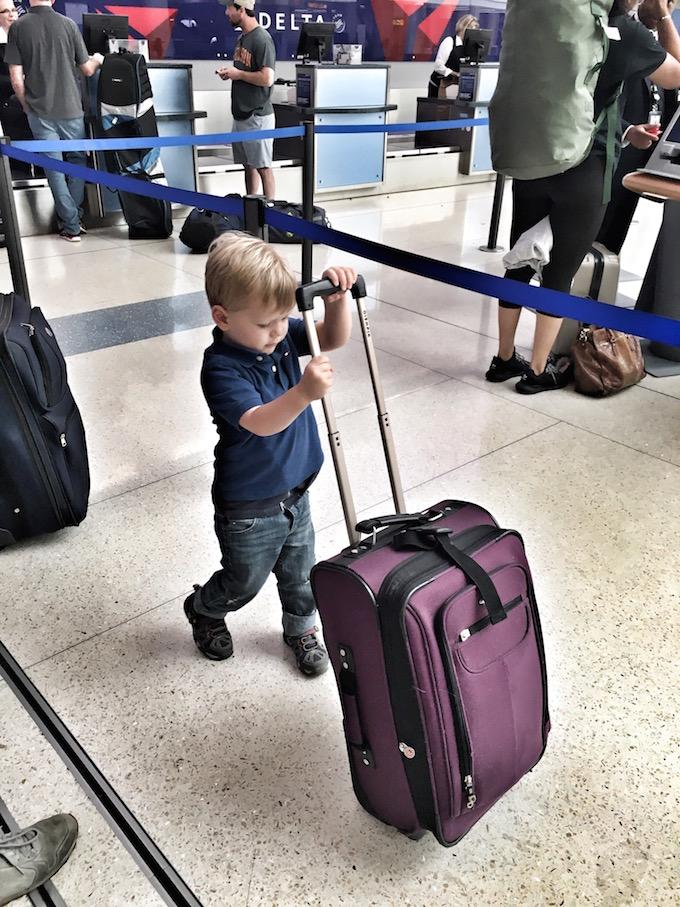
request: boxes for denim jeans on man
[27,114,86,236]
[195,492,317,638]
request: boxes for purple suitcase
[296,279,550,846]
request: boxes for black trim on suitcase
[588,246,605,300]
[375,524,505,843]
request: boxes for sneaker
[59,231,81,244]
[485,349,530,383]
[79,222,88,235]
[515,359,573,395]
[283,627,329,677]
[183,586,233,661]
[0,814,78,906]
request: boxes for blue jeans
[196,492,318,638]
[27,114,86,236]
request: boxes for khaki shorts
[232,112,275,169]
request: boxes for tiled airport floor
[2,185,679,906]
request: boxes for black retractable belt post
[243,194,268,242]
[479,172,506,253]
[301,120,315,284]
[0,137,31,302]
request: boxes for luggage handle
[397,528,507,625]
[296,274,407,542]
[296,279,361,545]
[355,507,445,534]
[295,275,367,310]
[338,644,374,768]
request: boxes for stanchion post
[301,119,315,284]
[0,138,30,302]
[243,194,268,242]
[479,172,506,253]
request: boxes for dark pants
[195,491,317,638]
[500,153,608,316]
[596,143,652,255]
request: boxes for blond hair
[456,14,480,38]
[205,232,297,313]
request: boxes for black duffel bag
[267,200,331,244]
[179,205,244,253]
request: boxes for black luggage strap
[337,645,374,768]
[395,529,506,625]
[588,246,605,301]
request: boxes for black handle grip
[356,512,432,534]
[295,275,367,311]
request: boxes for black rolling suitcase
[0,293,90,548]
[97,52,172,239]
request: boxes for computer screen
[295,22,335,64]
[82,14,129,55]
[460,28,492,65]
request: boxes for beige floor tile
[17,421,680,907]
[8,247,203,318]
[66,325,446,504]
[0,682,166,906]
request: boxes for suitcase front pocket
[438,564,545,816]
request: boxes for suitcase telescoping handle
[296,278,361,546]
[296,276,407,547]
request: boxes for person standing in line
[5,0,103,242]
[597,0,679,254]
[485,0,680,394]
[217,0,276,198]
[0,4,19,102]
[427,13,480,98]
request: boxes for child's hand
[323,266,357,303]
[299,355,333,401]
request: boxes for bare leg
[245,166,261,195]
[497,306,523,360]
[258,167,276,199]
[531,314,564,374]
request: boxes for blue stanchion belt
[2,143,678,348]
[9,119,487,152]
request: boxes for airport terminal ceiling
[50,0,507,62]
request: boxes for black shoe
[485,349,530,383]
[283,627,329,677]
[515,360,573,395]
[183,586,233,661]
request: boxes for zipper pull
[20,322,35,337]
[60,433,67,448]
[464,775,477,809]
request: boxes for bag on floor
[97,51,172,240]
[573,326,645,396]
[295,277,550,846]
[490,0,611,179]
[0,292,89,547]
[267,200,330,244]
[179,202,244,253]
[553,243,620,355]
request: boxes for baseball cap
[218,0,256,8]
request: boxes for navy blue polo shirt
[201,318,323,503]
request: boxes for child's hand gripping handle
[295,275,367,314]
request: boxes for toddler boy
[184,232,356,676]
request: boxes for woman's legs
[495,178,550,362]
[530,154,608,375]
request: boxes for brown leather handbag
[572,326,645,396]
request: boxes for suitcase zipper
[376,525,506,826]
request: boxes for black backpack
[179,202,245,253]
[266,200,331,244]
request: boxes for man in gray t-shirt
[217,0,276,197]
[5,0,102,241]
